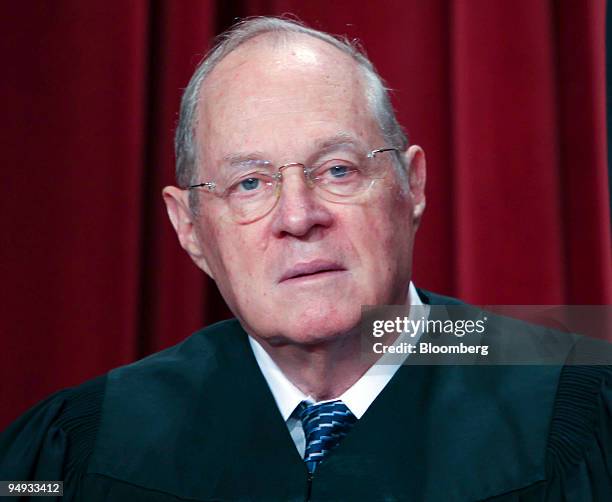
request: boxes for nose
[270,164,334,237]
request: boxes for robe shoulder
[0,374,106,501]
[0,319,244,501]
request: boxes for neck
[254,329,381,401]
[249,284,417,400]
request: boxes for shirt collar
[248,334,307,421]
[249,282,426,420]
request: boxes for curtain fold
[451,0,566,304]
[136,0,221,358]
[1,0,610,429]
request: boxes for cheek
[204,218,269,284]
[366,189,412,240]
[348,192,414,275]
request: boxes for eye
[227,172,274,197]
[315,160,360,183]
[239,177,260,191]
[328,164,350,178]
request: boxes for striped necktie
[299,400,357,473]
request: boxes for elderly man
[1,17,611,502]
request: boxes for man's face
[165,35,425,347]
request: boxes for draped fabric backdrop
[1,0,611,429]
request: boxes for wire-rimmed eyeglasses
[187,147,400,224]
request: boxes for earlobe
[162,186,214,278]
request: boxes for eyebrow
[313,132,363,154]
[223,151,268,167]
[220,132,366,168]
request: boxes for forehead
[196,33,381,167]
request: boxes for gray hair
[175,16,408,191]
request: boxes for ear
[162,186,214,278]
[402,145,427,227]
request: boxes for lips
[279,259,346,283]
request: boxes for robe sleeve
[540,338,612,501]
[0,375,106,502]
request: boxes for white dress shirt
[248,282,428,457]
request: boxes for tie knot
[299,400,357,472]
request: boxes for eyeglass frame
[186,147,401,196]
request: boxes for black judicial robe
[1,290,612,501]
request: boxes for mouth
[279,259,347,283]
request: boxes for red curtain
[1,0,610,429]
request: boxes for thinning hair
[175,16,408,193]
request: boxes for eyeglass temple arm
[368,147,400,158]
[188,182,216,191]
